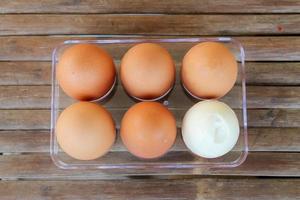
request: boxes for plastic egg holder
[51,37,248,172]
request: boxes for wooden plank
[246,62,300,86]
[0,128,299,153]
[0,130,49,153]
[210,152,300,177]
[1,61,299,86]
[1,85,299,109]
[0,61,51,85]
[1,0,300,14]
[247,128,300,152]
[0,152,299,178]
[0,110,50,130]
[0,179,299,200]
[0,36,299,61]
[246,109,300,128]
[0,109,299,130]
[1,14,299,36]
[245,86,300,109]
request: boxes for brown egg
[120,102,177,159]
[56,102,116,160]
[120,43,175,100]
[182,42,238,99]
[57,44,116,101]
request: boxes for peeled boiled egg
[182,100,239,158]
[182,42,238,99]
[120,102,177,159]
[56,102,116,160]
[57,44,116,101]
[120,43,175,100]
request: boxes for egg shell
[56,102,116,160]
[57,44,116,101]
[120,43,175,100]
[182,42,238,99]
[120,102,177,159]
[182,100,240,158]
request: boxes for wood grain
[0,128,299,153]
[0,109,299,130]
[246,62,300,86]
[0,152,299,178]
[1,14,299,36]
[1,0,300,14]
[0,179,299,200]
[0,85,299,109]
[0,0,299,198]
[0,62,51,85]
[1,36,299,61]
[1,61,299,86]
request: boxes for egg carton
[50,37,248,173]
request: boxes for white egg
[182,100,239,158]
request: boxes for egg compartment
[51,37,248,173]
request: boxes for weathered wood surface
[0,36,299,61]
[0,179,299,200]
[1,108,299,130]
[1,0,300,14]
[1,14,299,36]
[0,128,299,153]
[0,85,299,109]
[1,0,299,198]
[1,61,300,86]
[0,152,299,178]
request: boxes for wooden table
[1,1,300,199]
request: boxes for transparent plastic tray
[50,37,248,174]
